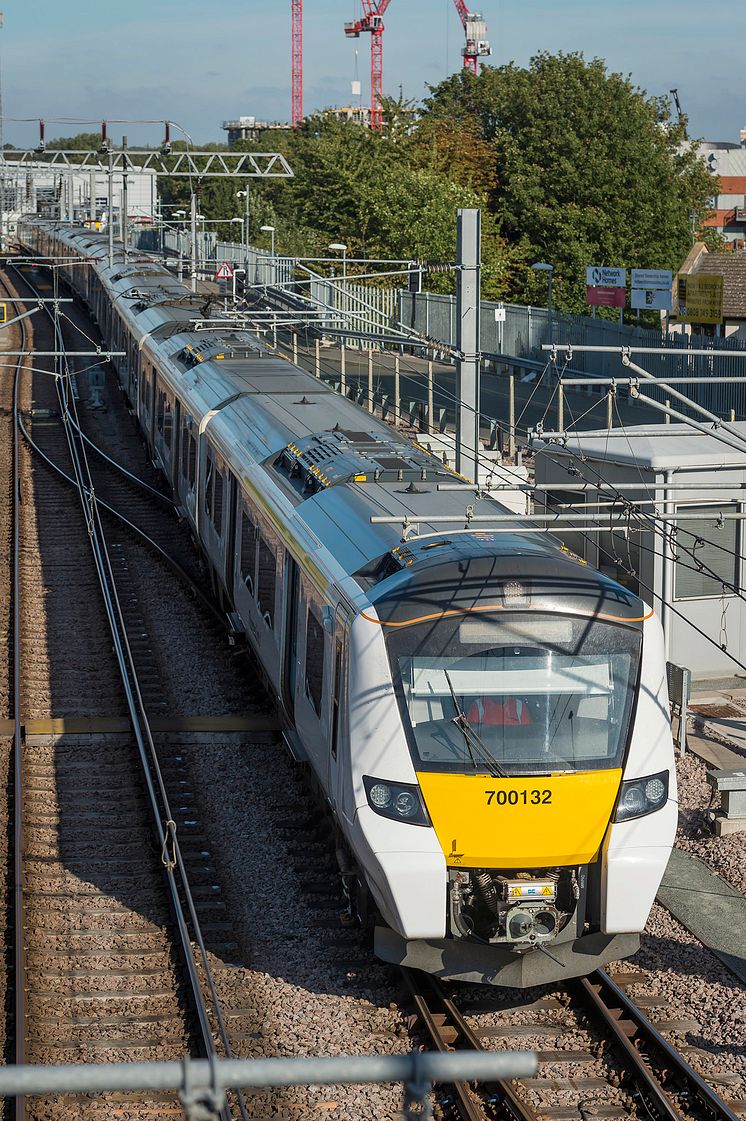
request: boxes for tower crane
[291,0,303,127]
[451,1,492,75]
[344,0,490,131]
[344,1,392,133]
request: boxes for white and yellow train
[20,218,677,986]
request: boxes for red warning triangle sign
[215,261,234,279]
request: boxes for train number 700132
[485,789,552,806]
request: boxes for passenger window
[213,471,224,535]
[205,451,214,518]
[188,435,197,487]
[331,637,343,758]
[181,426,190,480]
[240,510,257,592]
[257,536,276,627]
[156,389,165,434]
[305,608,325,717]
[163,396,173,449]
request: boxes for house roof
[695,253,746,317]
[678,244,746,318]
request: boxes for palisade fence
[399,290,746,418]
[135,227,295,286]
[132,229,746,418]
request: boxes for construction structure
[221,117,291,144]
[343,1,491,131]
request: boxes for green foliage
[47,132,106,151]
[64,53,716,315]
[423,52,718,313]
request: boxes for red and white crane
[344,1,393,133]
[291,0,303,127]
[344,0,491,130]
[451,0,492,75]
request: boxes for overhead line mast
[291,0,303,128]
[344,1,491,131]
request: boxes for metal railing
[400,290,746,416]
[130,227,746,416]
[0,1051,538,1121]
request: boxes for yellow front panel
[417,770,622,868]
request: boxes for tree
[423,53,718,314]
[219,116,513,293]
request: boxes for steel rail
[40,277,235,1121]
[14,416,227,631]
[576,970,741,1121]
[69,413,175,506]
[8,271,29,1121]
[9,262,246,1121]
[401,968,538,1121]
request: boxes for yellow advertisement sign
[677,275,723,324]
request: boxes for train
[18,218,677,987]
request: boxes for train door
[224,471,238,593]
[281,554,300,722]
[171,398,181,491]
[330,604,352,812]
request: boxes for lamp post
[531,262,554,341]
[261,224,276,285]
[328,241,348,342]
[230,215,244,246]
[172,209,186,278]
[236,188,250,245]
[260,224,275,256]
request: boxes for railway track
[403,966,743,1121]
[5,262,263,1119]
[4,247,742,1121]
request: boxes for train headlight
[614,770,669,822]
[368,783,392,809]
[363,776,429,826]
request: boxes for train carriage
[18,218,677,987]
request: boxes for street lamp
[328,241,348,277]
[171,210,187,276]
[230,215,244,245]
[531,261,554,340]
[328,242,348,343]
[260,224,276,256]
[236,188,250,244]
[260,225,276,286]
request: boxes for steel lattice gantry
[1,149,294,178]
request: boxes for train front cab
[344,546,677,986]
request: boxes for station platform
[658,848,746,984]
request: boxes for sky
[2,0,744,148]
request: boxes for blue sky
[2,1,743,147]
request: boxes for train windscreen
[386,612,641,775]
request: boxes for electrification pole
[190,192,198,292]
[121,136,128,250]
[455,208,481,483]
[107,149,114,267]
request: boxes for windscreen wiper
[443,669,507,779]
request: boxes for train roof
[23,219,644,613]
